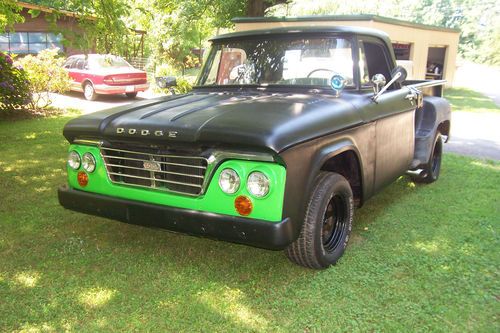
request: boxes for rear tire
[412,132,442,183]
[83,82,97,101]
[285,172,353,269]
[126,92,138,98]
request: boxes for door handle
[405,90,418,101]
[404,86,423,108]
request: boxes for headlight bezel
[68,150,81,170]
[246,171,270,198]
[82,152,96,173]
[218,168,241,194]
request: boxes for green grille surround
[66,144,286,222]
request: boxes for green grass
[0,115,499,332]
[445,87,500,113]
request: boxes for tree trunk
[246,0,289,17]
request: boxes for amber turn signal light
[234,195,253,216]
[77,171,89,187]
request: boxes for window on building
[0,32,63,54]
[392,43,411,60]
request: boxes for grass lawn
[445,87,499,113]
[0,114,499,332]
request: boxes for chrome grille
[100,145,208,196]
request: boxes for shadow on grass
[1,116,499,332]
[444,87,500,112]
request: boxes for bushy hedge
[0,52,30,112]
[16,48,71,110]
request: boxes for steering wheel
[306,68,339,78]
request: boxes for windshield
[197,36,354,87]
[89,55,132,69]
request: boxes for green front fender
[66,144,286,222]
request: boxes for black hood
[63,91,363,152]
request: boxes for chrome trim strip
[73,139,103,146]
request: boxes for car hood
[63,91,363,152]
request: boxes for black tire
[412,132,442,183]
[83,82,97,101]
[285,172,354,269]
[126,92,138,98]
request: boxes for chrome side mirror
[155,76,177,89]
[371,66,408,102]
[371,74,386,95]
[391,65,407,83]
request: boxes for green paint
[66,144,286,222]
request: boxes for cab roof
[209,26,391,44]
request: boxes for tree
[246,0,291,16]
[0,0,24,32]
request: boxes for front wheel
[412,132,443,183]
[285,172,353,269]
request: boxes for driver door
[358,38,416,191]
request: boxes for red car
[63,54,149,101]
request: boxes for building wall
[235,20,460,87]
[11,9,84,55]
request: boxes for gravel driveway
[444,111,500,160]
[50,90,160,114]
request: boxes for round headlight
[219,168,240,194]
[68,150,81,170]
[82,152,96,173]
[247,172,270,197]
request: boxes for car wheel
[412,132,442,183]
[83,82,97,101]
[285,172,353,269]
[125,92,138,99]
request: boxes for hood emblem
[116,128,177,138]
[143,160,162,172]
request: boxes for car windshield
[89,55,131,69]
[197,36,354,87]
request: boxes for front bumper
[58,186,295,250]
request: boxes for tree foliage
[0,0,24,32]
[16,0,499,66]
[269,0,500,65]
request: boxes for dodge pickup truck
[58,26,451,269]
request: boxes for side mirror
[371,74,386,95]
[155,76,177,89]
[391,65,407,83]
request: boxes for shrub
[0,52,30,112]
[155,63,193,95]
[16,48,71,110]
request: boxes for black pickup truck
[58,26,451,269]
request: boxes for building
[232,15,460,86]
[0,2,146,61]
[0,2,88,55]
